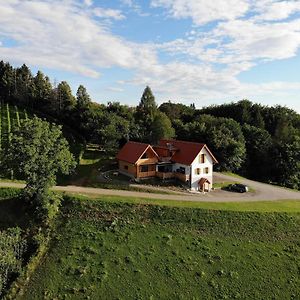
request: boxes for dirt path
[1,174,300,202]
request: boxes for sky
[1,0,300,112]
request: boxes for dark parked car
[227,183,249,193]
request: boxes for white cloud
[106,87,124,92]
[93,7,125,20]
[83,0,93,7]
[151,0,250,25]
[253,0,300,21]
[0,0,155,77]
[0,0,300,112]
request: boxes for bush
[0,227,26,297]
[0,188,21,200]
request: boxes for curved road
[1,173,300,202]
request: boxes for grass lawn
[63,193,300,213]
[20,195,300,299]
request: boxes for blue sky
[1,0,300,112]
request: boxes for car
[227,183,249,193]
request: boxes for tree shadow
[0,197,30,230]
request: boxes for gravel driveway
[1,173,300,202]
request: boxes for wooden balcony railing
[138,171,156,178]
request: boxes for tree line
[0,61,299,189]
[0,61,174,149]
[160,100,300,189]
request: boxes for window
[200,154,205,163]
[124,165,128,170]
[204,167,209,174]
[195,168,201,175]
[140,165,148,172]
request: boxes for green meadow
[18,194,300,300]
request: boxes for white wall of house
[172,163,191,174]
[190,147,214,191]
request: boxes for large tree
[76,84,91,111]
[5,117,76,220]
[150,111,175,144]
[242,124,272,179]
[135,86,158,141]
[177,115,246,172]
[33,71,53,108]
[56,81,76,115]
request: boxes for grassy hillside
[20,195,300,299]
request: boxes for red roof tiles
[116,141,157,164]
[117,139,218,165]
[159,139,218,165]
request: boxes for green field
[19,195,300,299]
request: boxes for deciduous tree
[5,117,76,220]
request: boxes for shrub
[0,227,26,297]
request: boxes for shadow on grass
[57,147,117,186]
[0,197,30,230]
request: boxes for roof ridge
[161,139,205,146]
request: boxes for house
[116,141,159,179]
[116,139,218,192]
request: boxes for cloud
[93,7,125,20]
[83,0,93,7]
[0,0,300,111]
[156,6,300,69]
[0,0,155,77]
[253,0,300,21]
[106,86,124,92]
[151,0,250,25]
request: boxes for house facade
[116,139,218,191]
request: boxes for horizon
[1,0,300,112]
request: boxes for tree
[56,81,76,115]
[185,115,246,172]
[5,117,76,220]
[136,86,157,122]
[150,111,175,144]
[242,124,272,179]
[159,101,195,123]
[270,135,300,189]
[0,61,14,100]
[33,71,53,108]
[135,86,158,141]
[76,85,91,110]
[14,64,35,105]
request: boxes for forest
[0,60,299,190]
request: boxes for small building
[116,139,218,192]
[116,141,159,179]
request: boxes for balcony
[156,171,174,180]
[156,171,190,182]
[174,172,190,182]
[139,171,156,178]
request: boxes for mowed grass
[64,193,300,213]
[21,195,300,299]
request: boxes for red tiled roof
[159,139,218,165]
[116,141,157,164]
